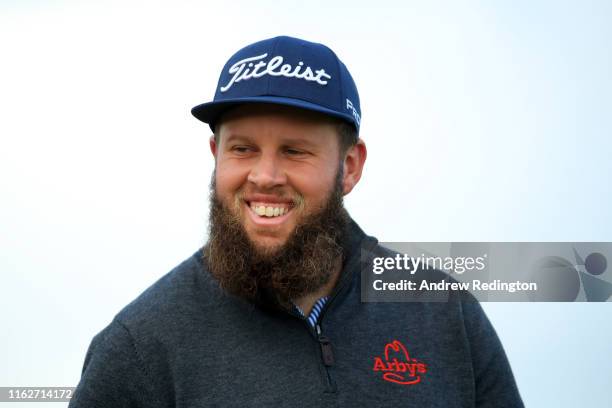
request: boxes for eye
[284,147,306,156]
[231,145,254,154]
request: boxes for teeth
[250,204,289,218]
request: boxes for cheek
[289,167,338,205]
[215,163,249,198]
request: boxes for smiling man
[205,103,364,314]
[70,36,524,407]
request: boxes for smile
[249,202,290,217]
[244,200,294,226]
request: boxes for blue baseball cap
[191,36,362,136]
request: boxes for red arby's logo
[373,340,427,385]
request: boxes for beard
[203,170,350,310]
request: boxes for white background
[1,1,611,406]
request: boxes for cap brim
[191,96,356,133]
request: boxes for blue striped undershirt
[293,296,329,328]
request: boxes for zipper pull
[316,324,335,367]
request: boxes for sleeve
[461,301,525,408]
[68,319,159,408]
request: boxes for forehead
[216,104,339,141]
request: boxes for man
[70,36,524,407]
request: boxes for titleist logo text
[219,53,332,92]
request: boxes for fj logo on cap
[220,53,332,92]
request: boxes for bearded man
[69,36,524,407]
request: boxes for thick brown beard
[203,170,350,310]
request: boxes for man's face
[210,104,343,254]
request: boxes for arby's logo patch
[372,340,427,385]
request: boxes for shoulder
[71,251,222,407]
[110,249,221,339]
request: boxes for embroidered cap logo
[372,340,427,385]
[220,53,332,92]
[191,36,362,136]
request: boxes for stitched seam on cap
[266,37,281,95]
[331,47,344,112]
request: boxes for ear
[209,135,218,158]
[341,138,367,195]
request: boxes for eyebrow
[224,134,251,145]
[224,133,320,150]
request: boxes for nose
[247,153,287,189]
